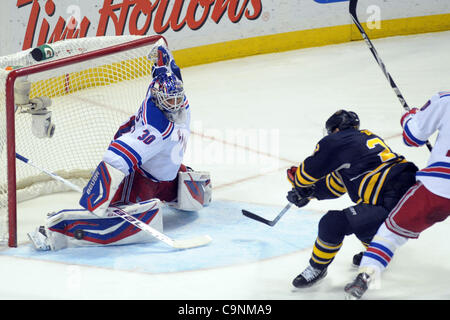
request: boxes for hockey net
[0,35,166,247]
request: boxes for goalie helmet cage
[0,35,167,247]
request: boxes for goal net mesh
[0,35,164,245]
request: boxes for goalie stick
[349,0,432,152]
[242,203,292,227]
[15,152,212,249]
[109,206,212,249]
[15,153,82,193]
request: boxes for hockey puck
[74,229,85,240]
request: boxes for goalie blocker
[79,161,211,217]
[174,170,212,211]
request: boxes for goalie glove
[149,45,171,79]
[286,186,315,208]
[148,44,183,81]
[149,45,171,67]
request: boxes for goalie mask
[150,72,185,114]
[325,109,360,135]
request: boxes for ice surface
[1,30,449,300]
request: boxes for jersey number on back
[367,138,396,162]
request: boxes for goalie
[27,44,212,251]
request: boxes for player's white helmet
[150,72,185,113]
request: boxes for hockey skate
[344,272,371,300]
[27,226,51,251]
[292,265,327,288]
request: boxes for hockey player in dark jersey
[286,109,418,288]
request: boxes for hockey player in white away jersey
[28,45,212,251]
[345,92,450,299]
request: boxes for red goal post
[1,35,166,247]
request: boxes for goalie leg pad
[79,161,126,217]
[176,171,212,211]
[42,199,163,250]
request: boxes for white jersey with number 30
[402,92,450,199]
[103,90,190,182]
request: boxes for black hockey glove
[286,186,315,208]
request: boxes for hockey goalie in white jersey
[28,44,212,251]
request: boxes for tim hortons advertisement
[3,0,263,55]
[1,0,449,57]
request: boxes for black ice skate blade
[290,275,328,292]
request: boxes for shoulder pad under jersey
[144,98,174,138]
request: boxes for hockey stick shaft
[242,203,292,227]
[16,153,211,249]
[16,153,83,193]
[110,207,212,249]
[349,0,432,151]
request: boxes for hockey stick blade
[242,210,276,226]
[110,207,213,250]
[242,203,292,227]
[172,235,213,249]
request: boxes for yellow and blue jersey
[294,129,415,205]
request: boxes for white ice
[1,30,450,300]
